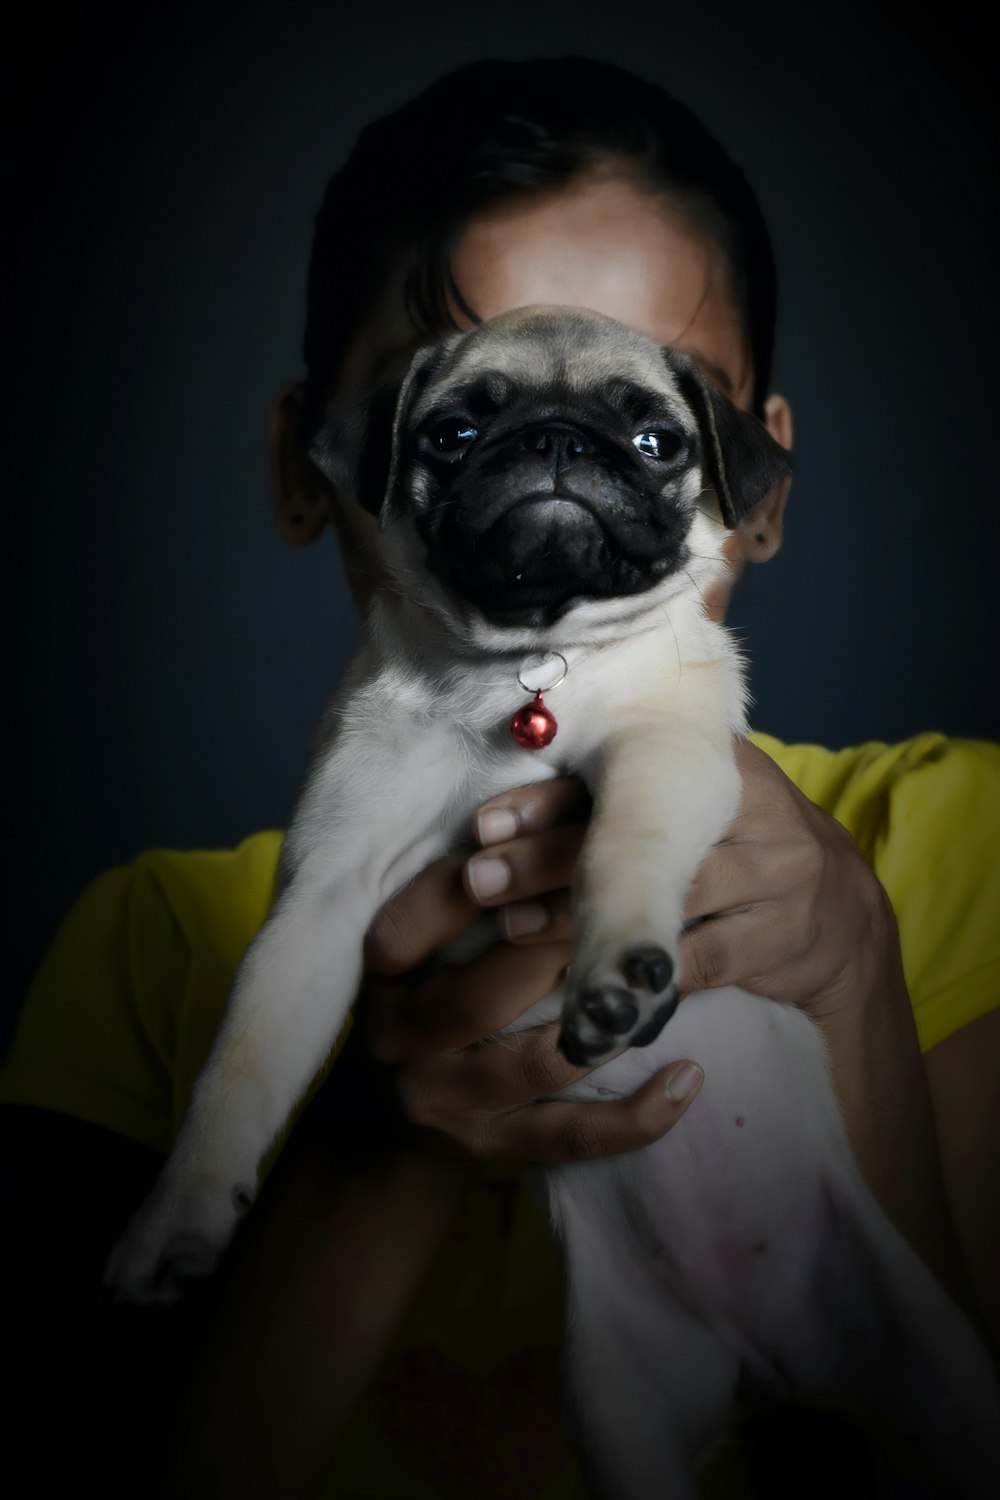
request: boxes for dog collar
[511,652,566,750]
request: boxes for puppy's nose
[521,424,591,465]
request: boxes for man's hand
[362,776,704,1164]
[676,737,897,1019]
[360,738,908,1193]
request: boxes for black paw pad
[623,946,674,994]
[630,989,680,1048]
[558,1027,607,1066]
[579,985,640,1036]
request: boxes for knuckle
[627,1098,669,1147]
[793,830,826,884]
[465,1119,501,1161]
[365,905,418,976]
[514,1034,568,1096]
[557,1111,606,1163]
[788,917,814,966]
[809,806,858,868]
[848,863,892,942]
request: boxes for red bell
[511,690,558,750]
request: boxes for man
[3,58,997,1498]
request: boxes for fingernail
[665,1062,703,1103]
[502,902,548,937]
[466,856,510,901]
[477,807,519,846]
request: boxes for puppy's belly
[547,986,850,1329]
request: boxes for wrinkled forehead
[409,307,687,424]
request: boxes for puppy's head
[311,307,791,637]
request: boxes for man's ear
[269,384,332,546]
[666,353,794,529]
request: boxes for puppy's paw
[560,943,680,1065]
[104,1178,254,1305]
[622,944,674,996]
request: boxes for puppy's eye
[422,418,480,457]
[633,430,685,461]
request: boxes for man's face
[336,162,754,411]
[285,162,791,614]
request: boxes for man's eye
[424,419,479,456]
[633,430,685,461]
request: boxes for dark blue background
[8,0,999,1027]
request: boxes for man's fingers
[474,775,590,846]
[682,841,783,926]
[464,825,585,908]
[365,781,589,979]
[678,907,787,999]
[400,941,572,1048]
[466,1062,704,1164]
[411,1021,586,1113]
[364,852,476,976]
[497,890,573,944]
[371,939,572,1057]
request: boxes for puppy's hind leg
[553,1182,738,1500]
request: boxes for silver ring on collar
[516,651,568,695]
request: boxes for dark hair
[303,57,778,433]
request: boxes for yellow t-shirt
[2,729,998,1498]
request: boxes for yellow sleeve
[0,832,287,1154]
[5,734,997,1151]
[873,737,1000,1052]
[0,863,185,1153]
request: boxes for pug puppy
[107,307,1000,1496]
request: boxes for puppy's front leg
[105,872,374,1301]
[561,721,741,1065]
[106,713,463,1303]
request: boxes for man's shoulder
[129,828,284,890]
[68,830,286,982]
[123,830,285,966]
[0,831,286,1151]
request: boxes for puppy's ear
[665,352,794,528]
[380,342,453,526]
[308,342,449,523]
